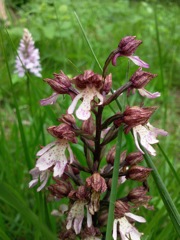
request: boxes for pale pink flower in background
[15,28,42,77]
[35,140,74,178]
[113,212,146,240]
[133,122,168,156]
[66,200,92,234]
[29,167,50,192]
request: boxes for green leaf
[106,126,123,240]
[143,149,180,236]
[0,182,57,240]
[0,228,11,240]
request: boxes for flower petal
[125,212,146,223]
[53,160,67,177]
[40,92,59,106]
[86,207,92,228]
[36,142,56,156]
[112,219,118,240]
[29,179,38,188]
[68,92,83,115]
[133,127,144,154]
[37,171,50,192]
[128,56,149,68]
[67,144,74,164]
[138,88,160,99]
[112,53,121,66]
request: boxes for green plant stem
[93,106,103,171]
[74,11,102,72]
[0,28,32,170]
[143,148,180,236]
[105,126,123,240]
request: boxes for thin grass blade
[143,149,180,236]
[0,182,57,240]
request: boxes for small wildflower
[133,122,168,156]
[114,106,156,133]
[34,139,74,178]
[66,200,92,234]
[68,70,106,120]
[127,186,152,209]
[126,165,152,182]
[113,213,146,240]
[40,71,74,106]
[112,36,149,68]
[130,68,160,98]
[15,28,42,77]
[29,167,50,192]
[124,151,144,166]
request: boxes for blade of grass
[0,228,11,240]
[157,143,180,184]
[143,148,180,236]
[74,11,122,111]
[105,126,123,240]
[0,182,57,240]
[154,5,167,128]
[0,27,32,169]
[74,11,102,72]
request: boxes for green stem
[74,11,102,72]
[105,126,123,240]
[0,28,32,170]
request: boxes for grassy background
[0,0,179,239]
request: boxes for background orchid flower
[15,28,42,77]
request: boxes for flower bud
[81,226,101,239]
[48,180,72,198]
[47,124,77,143]
[59,114,76,125]
[82,116,95,135]
[116,106,156,133]
[126,165,152,182]
[72,70,103,90]
[59,228,76,240]
[98,207,108,226]
[130,68,157,89]
[114,200,130,218]
[125,151,143,166]
[106,146,116,165]
[127,186,152,205]
[45,71,71,94]
[101,73,112,94]
[86,173,107,193]
[118,36,142,56]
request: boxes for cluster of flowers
[15,28,42,78]
[29,36,168,239]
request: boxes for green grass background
[0,0,179,239]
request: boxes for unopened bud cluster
[29,35,168,239]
